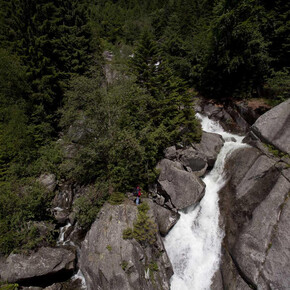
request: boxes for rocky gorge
[0,98,289,290]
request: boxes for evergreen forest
[0,0,289,255]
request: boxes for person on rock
[135,186,141,205]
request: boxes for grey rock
[164,146,177,160]
[232,173,290,286]
[224,136,236,142]
[251,98,290,154]
[155,194,165,206]
[38,173,56,192]
[219,250,252,290]
[210,269,223,290]
[0,247,75,285]
[79,201,173,290]
[152,203,180,236]
[219,143,290,289]
[157,159,205,210]
[260,196,290,289]
[178,147,208,176]
[52,183,74,212]
[192,131,224,167]
[234,101,260,125]
[225,105,250,133]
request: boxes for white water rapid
[164,114,248,290]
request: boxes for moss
[121,260,129,271]
[263,143,290,159]
[106,244,112,252]
[147,261,159,283]
[0,283,19,290]
[148,261,159,272]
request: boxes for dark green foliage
[108,192,126,205]
[123,202,158,247]
[133,203,157,246]
[1,0,288,257]
[0,180,55,255]
[73,183,108,230]
[263,70,290,105]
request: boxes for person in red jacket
[136,186,141,205]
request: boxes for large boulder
[38,174,57,192]
[217,249,252,290]
[192,132,224,168]
[0,247,76,287]
[219,144,290,289]
[157,159,205,210]
[152,203,180,236]
[251,98,290,154]
[231,171,290,288]
[79,201,173,290]
[178,147,208,177]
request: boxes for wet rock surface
[191,131,224,168]
[79,201,173,290]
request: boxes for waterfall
[164,114,248,290]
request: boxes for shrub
[108,192,125,205]
[121,260,129,271]
[73,182,108,230]
[123,228,133,239]
[122,202,157,246]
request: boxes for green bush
[121,260,129,271]
[122,202,157,247]
[0,179,55,255]
[73,183,108,230]
[123,228,133,239]
[108,192,125,205]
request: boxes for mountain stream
[164,114,248,290]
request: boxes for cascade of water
[71,269,87,289]
[57,222,72,245]
[164,114,248,290]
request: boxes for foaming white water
[57,222,72,245]
[164,114,248,290]
[72,269,87,289]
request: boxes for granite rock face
[0,247,76,287]
[157,159,205,210]
[79,201,173,290]
[251,98,290,154]
[217,144,290,289]
[192,131,224,168]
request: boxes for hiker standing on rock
[135,186,141,205]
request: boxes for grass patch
[263,143,290,160]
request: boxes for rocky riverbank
[1,99,289,290]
